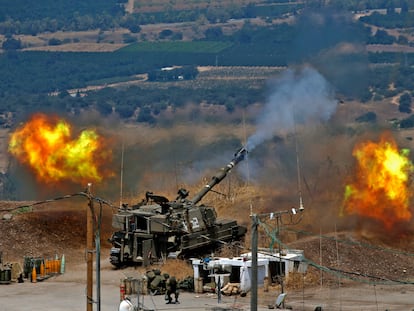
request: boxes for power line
[260,227,414,286]
[7,191,116,212]
[304,259,414,285]
[286,228,414,257]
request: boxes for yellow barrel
[31,266,37,283]
[40,262,45,277]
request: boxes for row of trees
[2,81,264,127]
[327,0,410,11]
[1,26,414,115]
[0,2,413,127]
[2,57,412,128]
[367,29,409,45]
[0,0,125,35]
[0,1,302,36]
[1,0,413,36]
[360,10,414,28]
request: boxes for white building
[191,249,307,293]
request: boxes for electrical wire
[256,221,414,286]
[285,228,414,258]
[6,191,117,213]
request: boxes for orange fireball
[8,113,112,184]
[343,132,413,229]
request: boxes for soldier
[165,275,179,304]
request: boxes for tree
[401,1,409,14]
[48,38,62,46]
[386,1,396,14]
[2,37,21,50]
[121,15,142,33]
[400,115,414,128]
[137,106,156,124]
[397,35,408,45]
[355,112,377,123]
[200,7,227,23]
[159,29,173,39]
[235,21,253,43]
[244,3,257,18]
[128,24,141,34]
[399,92,412,113]
[204,27,223,40]
[369,29,395,45]
[171,32,183,41]
[116,105,135,118]
[96,101,113,116]
[122,33,137,43]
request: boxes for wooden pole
[86,183,94,311]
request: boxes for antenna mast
[294,125,304,211]
[242,109,253,215]
[120,141,124,209]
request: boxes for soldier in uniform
[165,275,179,304]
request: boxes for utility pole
[250,214,258,311]
[86,183,94,311]
[276,213,285,308]
[96,202,102,311]
[250,207,303,311]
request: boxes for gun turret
[190,147,247,205]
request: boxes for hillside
[1,183,414,288]
[2,113,414,280]
[2,101,414,311]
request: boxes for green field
[118,41,233,53]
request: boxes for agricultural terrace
[117,41,233,53]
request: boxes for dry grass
[133,0,261,12]
[159,259,194,280]
[285,270,320,290]
[131,259,194,281]
[115,122,252,148]
[24,43,127,52]
[19,30,130,51]
[366,44,414,53]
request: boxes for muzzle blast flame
[343,133,413,230]
[8,113,112,184]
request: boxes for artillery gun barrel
[190,147,247,205]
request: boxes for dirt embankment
[2,196,414,289]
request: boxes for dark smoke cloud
[291,8,366,61]
[290,7,370,98]
[246,66,338,152]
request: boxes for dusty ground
[1,266,413,311]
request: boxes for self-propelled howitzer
[109,147,248,267]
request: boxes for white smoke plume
[246,66,338,151]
